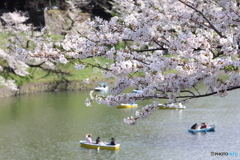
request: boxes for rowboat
[132,90,143,93]
[158,103,186,109]
[94,83,109,92]
[79,141,120,150]
[117,103,138,108]
[188,125,215,133]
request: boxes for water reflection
[81,147,120,160]
[178,109,183,120]
[189,132,207,136]
[86,149,93,159]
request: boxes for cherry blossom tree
[13,0,240,124]
[0,12,67,90]
[0,11,32,90]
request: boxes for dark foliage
[0,0,113,20]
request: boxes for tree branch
[178,0,226,38]
[133,85,240,101]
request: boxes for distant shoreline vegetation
[0,78,115,98]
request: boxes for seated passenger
[200,123,207,129]
[95,136,102,144]
[85,134,92,143]
[191,123,198,129]
[108,138,116,145]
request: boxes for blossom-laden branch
[13,0,240,124]
[178,0,226,38]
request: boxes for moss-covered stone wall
[0,79,115,98]
[44,9,90,35]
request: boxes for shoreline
[0,79,115,99]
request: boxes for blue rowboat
[132,90,143,93]
[188,125,215,133]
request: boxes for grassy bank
[0,56,116,98]
[0,32,10,50]
[0,31,116,98]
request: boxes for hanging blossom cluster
[0,49,28,90]
[124,102,159,125]
[0,77,18,91]
[13,0,240,124]
[1,11,32,33]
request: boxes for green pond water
[0,90,239,160]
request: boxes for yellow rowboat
[158,103,186,109]
[117,103,138,108]
[79,141,120,150]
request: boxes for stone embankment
[0,79,115,98]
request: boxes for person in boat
[86,134,92,143]
[108,138,116,145]
[200,123,207,129]
[178,103,183,108]
[191,123,198,129]
[168,103,174,107]
[95,136,102,144]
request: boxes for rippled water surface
[0,90,239,160]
